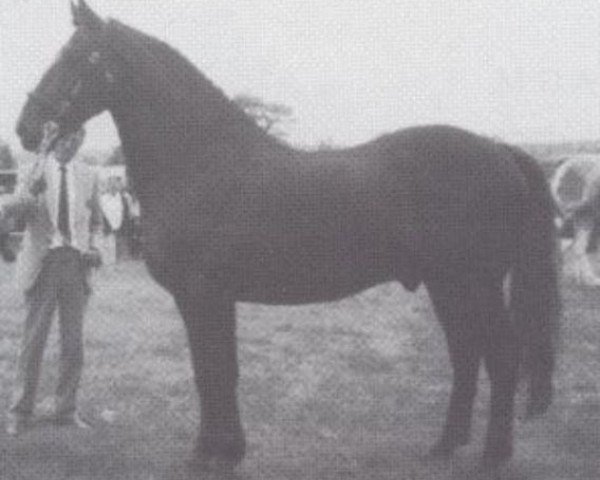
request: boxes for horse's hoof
[427,431,470,460]
[426,441,457,460]
[426,447,453,462]
[526,381,553,419]
[525,397,551,419]
[185,455,237,474]
[194,431,246,471]
[184,458,240,480]
[184,456,212,473]
[475,462,505,480]
[189,453,243,473]
[481,444,512,472]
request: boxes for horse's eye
[59,99,71,114]
[88,51,101,64]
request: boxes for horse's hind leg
[481,279,519,468]
[427,272,518,467]
[425,274,484,458]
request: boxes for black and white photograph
[0,1,598,479]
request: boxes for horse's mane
[104,20,280,159]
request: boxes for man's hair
[53,127,86,161]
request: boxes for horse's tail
[507,145,561,417]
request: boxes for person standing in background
[121,187,141,259]
[99,177,124,265]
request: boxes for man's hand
[39,122,60,155]
[28,177,47,196]
[25,121,59,196]
[82,248,102,269]
[24,164,47,196]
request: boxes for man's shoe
[54,412,91,430]
[5,413,31,436]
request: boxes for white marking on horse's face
[88,51,101,64]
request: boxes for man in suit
[1,125,102,435]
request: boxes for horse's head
[16,0,117,151]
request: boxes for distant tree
[107,145,126,165]
[316,139,338,151]
[0,142,16,170]
[233,94,294,138]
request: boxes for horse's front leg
[173,283,246,468]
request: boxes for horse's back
[226,126,530,300]
[150,125,534,302]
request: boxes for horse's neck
[109,86,294,209]
[109,101,162,190]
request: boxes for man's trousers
[9,246,89,418]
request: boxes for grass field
[0,258,598,480]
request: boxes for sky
[0,0,599,155]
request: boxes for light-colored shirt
[100,192,124,232]
[47,155,79,250]
[123,192,140,218]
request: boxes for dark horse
[16,1,560,471]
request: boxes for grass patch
[0,260,597,478]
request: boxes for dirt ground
[0,258,598,480]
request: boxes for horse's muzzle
[16,121,41,152]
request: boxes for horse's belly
[234,269,394,305]
[229,246,401,305]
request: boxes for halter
[27,90,74,123]
[26,50,115,129]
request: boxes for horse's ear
[72,0,104,30]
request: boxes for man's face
[54,130,85,164]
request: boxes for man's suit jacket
[1,157,102,292]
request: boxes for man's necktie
[58,164,71,242]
